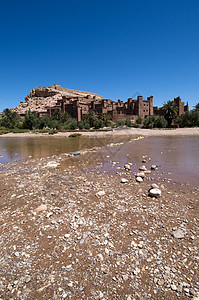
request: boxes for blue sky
[0,0,198,112]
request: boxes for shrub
[12,128,29,133]
[154,116,168,128]
[93,119,104,129]
[116,120,125,127]
[135,117,142,124]
[0,127,10,135]
[178,110,199,127]
[78,121,84,130]
[69,133,82,137]
[84,121,90,130]
[143,115,156,128]
[69,120,77,130]
[78,120,90,130]
[48,129,58,134]
[125,118,132,127]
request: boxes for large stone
[149,188,161,197]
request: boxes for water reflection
[0,136,198,187]
[0,136,131,164]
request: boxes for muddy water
[0,135,198,187]
[0,135,131,164]
[63,136,199,187]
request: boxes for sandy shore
[1,127,199,138]
[0,142,198,299]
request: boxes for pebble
[0,145,198,300]
[96,191,105,197]
[47,161,59,168]
[136,172,145,178]
[151,165,157,170]
[124,164,131,171]
[34,204,47,212]
[136,176,143,183]
[139,166,147,171]
[121,178,128,183]
[172,228,185,239]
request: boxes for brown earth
[0,144,198,299]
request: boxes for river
[0,135,198,187]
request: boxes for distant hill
[12,84,103,115]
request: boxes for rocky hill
[12,84,103,115]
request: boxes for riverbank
[0,127,199,138]
[0,142,198,299]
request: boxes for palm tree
[162,100,178,127]
[193,103,199,111]
[84,111,97,127]
[102,113,111,126]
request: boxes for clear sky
[0,0,198,112]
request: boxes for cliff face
[12,84,103,115]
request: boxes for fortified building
[13,84,189,121]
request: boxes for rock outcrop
[12,84,103,115]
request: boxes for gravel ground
[0,145,198,299]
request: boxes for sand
[1,127,199,138]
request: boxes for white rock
[96,191,105,197]
[143,170,151,174]
[124,164,131,170]
[151,165,157,170]
[151,183,159,189]
[149,188,161,197]
[136,172,145,178]
[121,178,128,183]
[34,204,48,212]
[172,228,185,239]
[99,291,104,299]
[47,161,59,168]
[139,165,147,171]
[136,176,143,183]
[97,254,104,261]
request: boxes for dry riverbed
[0,146,198,299]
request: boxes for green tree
[84,111,97,127]
[193,103,199,111]
[22,110,39,130]
[93,119,104,129]
[1,109,20,128]
[69,120,77,130]
[162,100,178,127]
[102,113,112,126]
[154,116,168,128]
[178,110,199,127]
